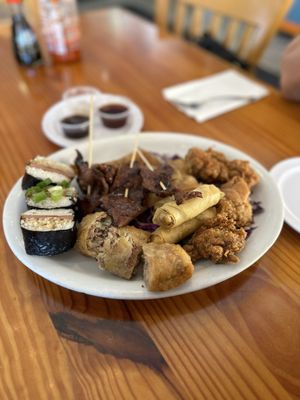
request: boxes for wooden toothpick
[137,148,167,190]
[124,133,140,198]
[87,95,95,196]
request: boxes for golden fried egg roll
[150,207,216,244]
[153,184,223,229]
[143,243,194,291]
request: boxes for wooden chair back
[155,0,293,66]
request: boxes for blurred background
[1,0,299,86]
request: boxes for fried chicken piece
[183,177,251,263]
[185,148,260,189]
[227,160,259,189]
[185,147,229,183]
[168,158,199,192]
[184,222,246,263]
[216,198,252,228]
[219,176,253,227]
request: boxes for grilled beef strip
[74,151,117,195]
[140,164,175,196]
[101,164,146,227]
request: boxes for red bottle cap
[6,0,22,3]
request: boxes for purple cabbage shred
[251,200,264,215]
[133,220,159,232]
[131,208,158,232]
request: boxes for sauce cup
[60,114,89,139]
[99,103,130,129]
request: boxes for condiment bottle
[7,0,43,66]
[39,0,81,63]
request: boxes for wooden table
[1,8,300,400]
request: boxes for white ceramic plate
[3,133,284,299]
[42,94,144,148]
[270,157,300,233]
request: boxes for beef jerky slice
[140,164,174,196]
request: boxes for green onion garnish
[26,178,52,197]
[49,186,63,202]
[36,178,52,189]
[32,191,47,203]
[60,180,70,188]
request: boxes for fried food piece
[76,212,114,258]
[143,243,194,291]
[183,177,251,263]
[227,159,259,189]
[97,226,149,280]
[169,159,199,192]
[76,212,150,279]
[153,184,224,228]
[151,207,216,244]
[222,176,249,202]
[184,222,246,263]
[185,147,229,183]
[220,176,253,227]
[185,148,260,189]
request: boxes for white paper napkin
[162,70,269,123]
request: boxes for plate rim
[3,132,284,299]
[270,157,300,233]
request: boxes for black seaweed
[21,173,41,190]
[21,226,77,256]
[26,203,75,211]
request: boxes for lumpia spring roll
[153,184,223,228]
[151,207,216,244]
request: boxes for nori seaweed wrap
[22,156,75,190]
[20,209,76,256]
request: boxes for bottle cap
[6,0,22,4]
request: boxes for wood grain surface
[0,8,299,400]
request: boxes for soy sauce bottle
[7,0,42,66]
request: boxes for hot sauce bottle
[39,0,81,63]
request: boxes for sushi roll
[25,180,77,210]
[22,156,75,190]
[20,209,76,256]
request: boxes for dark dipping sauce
[61,115,89,139]
[99,103,129,129]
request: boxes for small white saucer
[42,94,144,148]
[270,157,300,233]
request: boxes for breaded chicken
[185,147,259,189]
[219,176,253,227]
[185,147,229,183]
[227,160,259,189]
[183,177,251,263]
[184,222,247,263]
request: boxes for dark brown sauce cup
[60,114,89,139]
[99,103,129,129]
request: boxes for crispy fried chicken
[227,159,259,189]
[184,222,246,263]
[219,176,253,227]
[185,148,229,183]
[184,176,251,263]
[185,147,259,189]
